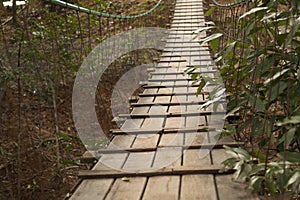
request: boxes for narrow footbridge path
[70,0,258,199]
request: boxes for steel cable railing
[47,0,162,19]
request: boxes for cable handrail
[46,0,162,19]
[211,0,249,7]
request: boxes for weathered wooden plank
[173,13,205,17]
[142,84,198,88]
[105,152,155,200]
[131,134,159,149]
[70,153,128,200]
[110,127,213,135]
[130,100,207,107]
[175,4,203,7]
[216,175,260,200]
[69,179,113,200]
[181,149,217,199]
[139,92,209,97]
[80,151,98,164]
[78,165,235,179]
[118,111,226,119]
[211,149,232,165]
[81,143,244,160]
[142,147,181,199]
[142,176,180,200]
[105,178,145,200]
[159,132,184,147]
[181,175,218,200]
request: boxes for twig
[49,80,61,171]
[17,31,22,200]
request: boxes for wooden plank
[130,100,207,107]
[160,53,211,57]
[181,175,218,199]
[175,4,203,7]
[181,149,217,199]
[118,111,226,118]
[139,92,209,97]
[69,179,113,200]
[142,176,180,200]
[142,84,199,88]
[70,153,128,200]
[170,24,205,27]
[80,151,98,164]
[105,178,146,200]
[216,175,260,200]
[163,48,209,52]
[92,142,244,154]
[142,147,181,199]
[148,77,194,81]
[78,165,235,179]
[110,127,213,135]
[164,44,207,48]
[131,134,159,149]
[169,28,205,31]
[105,152,155,200]
[172,16,205,20]
[173,13,205,17]
[159,133,184,147]
[211,149,232,165]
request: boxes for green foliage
[194,0,300,197]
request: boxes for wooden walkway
[70,0,259,199]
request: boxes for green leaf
[233,148,251,160]
[199,33,223,46]
[264,68,289,85]
[238,163,252,179]
[270,81,287,101]
[252,148,266,163]
[286,171,300,187]
[223,41,237,59]
[222,157,237,168]
[59,132,71,140]
[279,152,300,164]
[266,179,277,196]
[211,35,220,52]
[193,26,215,34]
[276,115,300,126]
[205,7,215,16]
[249,95,265,112]
[239,7,269,20]
[63,159,80,166]
[249,176,264,192]
[196,79,206,96]
[191,73,199,80]
[225,106,241,119]
[278,128,296,148]
[122,177,130,181]
[286,16,300,45]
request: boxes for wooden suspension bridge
[68,0,259,199]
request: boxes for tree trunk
[0,0,5,11]
[12,0,17,25]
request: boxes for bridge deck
[70,0,259,199]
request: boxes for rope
[46,0,162,19]
[211,0,249,7]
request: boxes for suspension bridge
[57,0,260,199]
